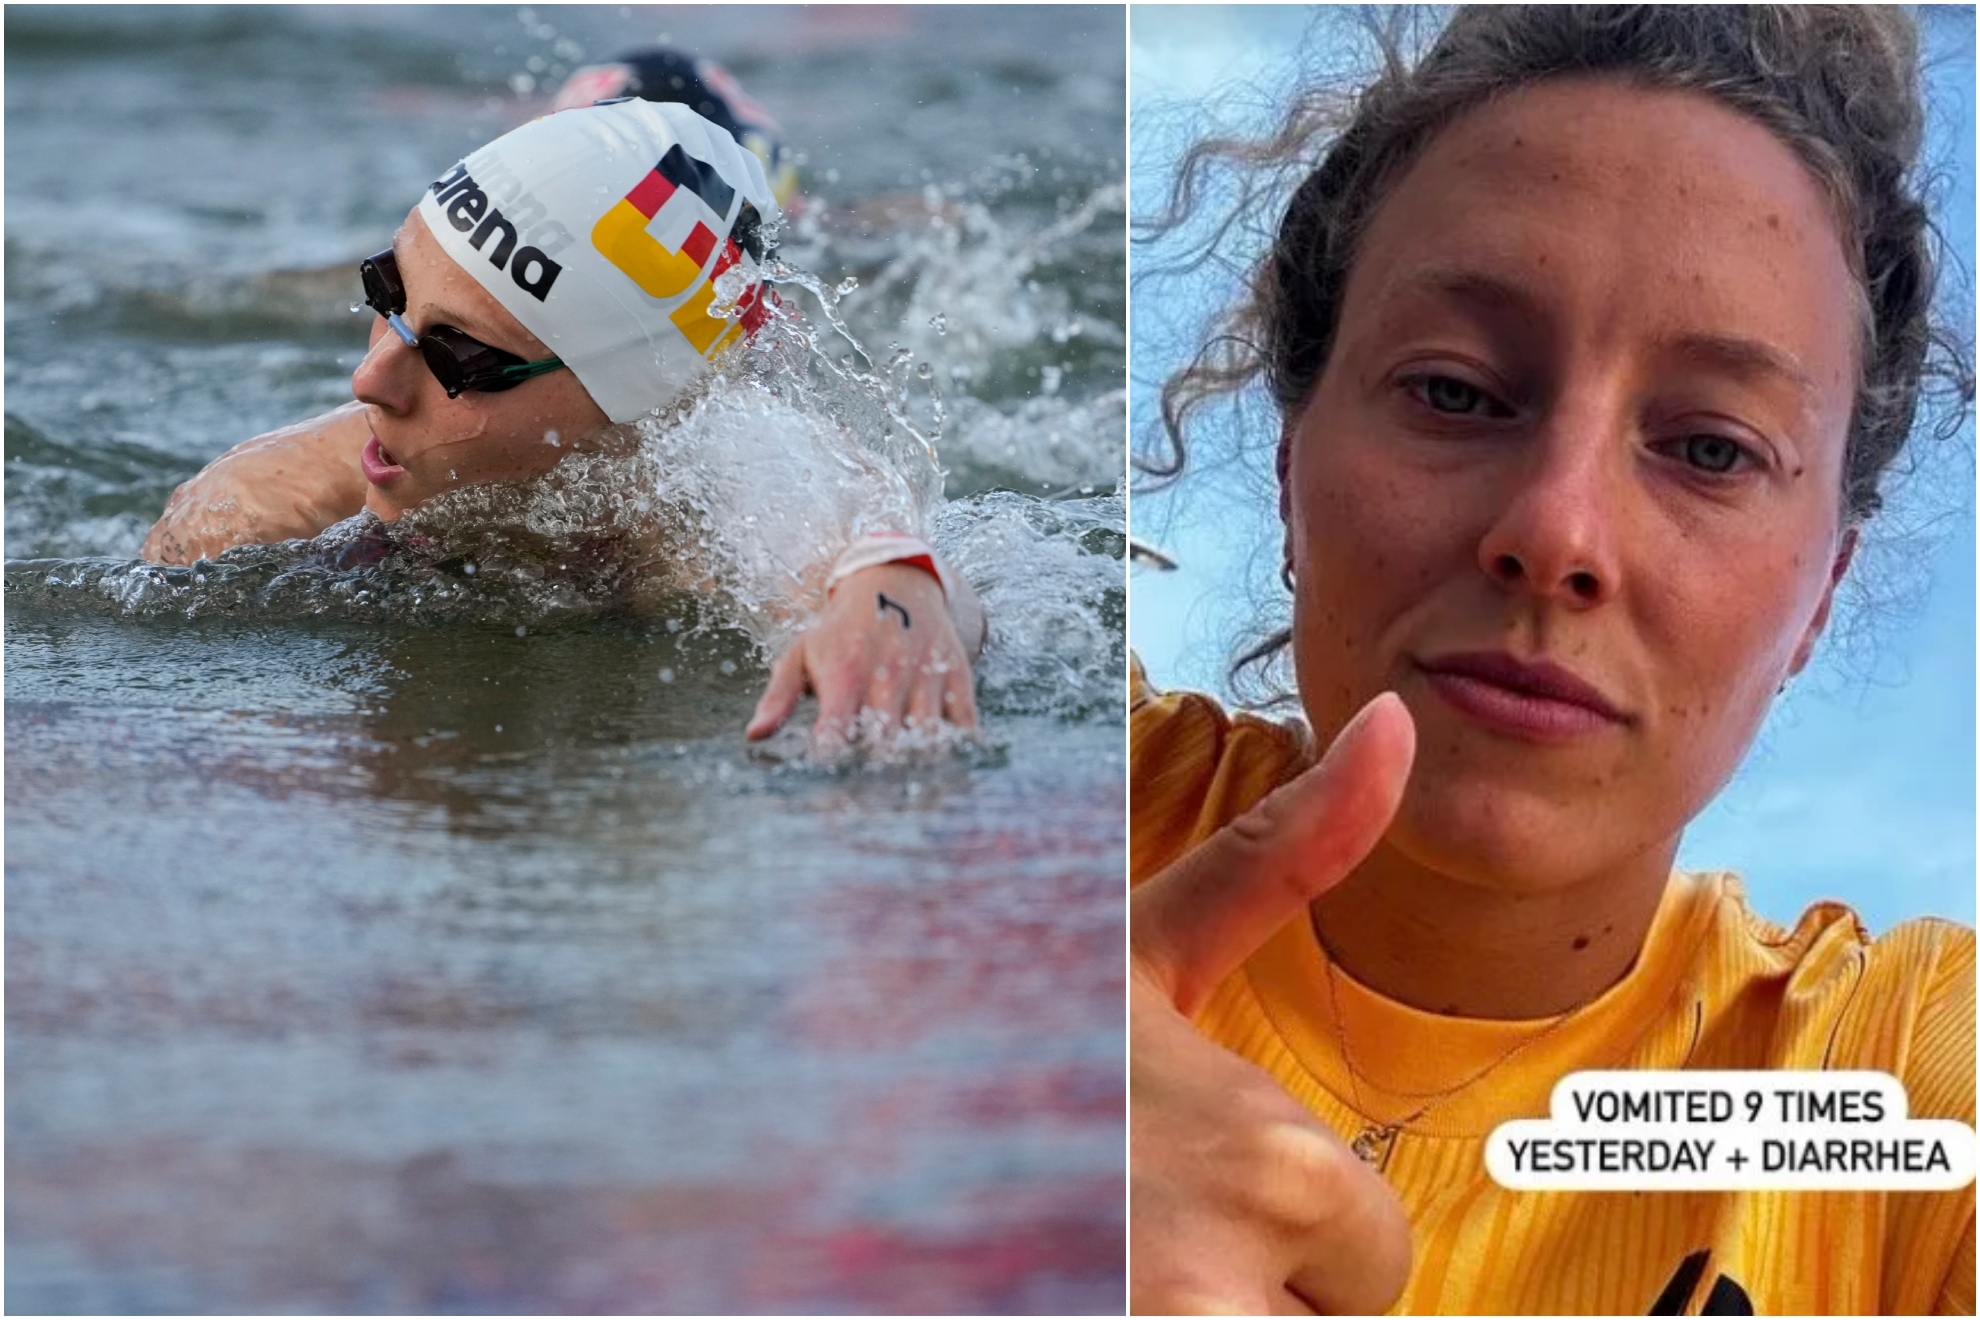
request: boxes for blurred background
[1129,4,1976,934]
[5,6,1125,1314]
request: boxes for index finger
[1132,692,1415,1016]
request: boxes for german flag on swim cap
[416,99,781,424]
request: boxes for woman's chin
[1387,778,1641,898]
[362,486,411,522]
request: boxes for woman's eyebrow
[1393,267,1821,400]
[1384,266,1549,339]
[1397,267,1541,318]
[1657,332,1822,402]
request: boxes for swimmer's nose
[352,317,423,416]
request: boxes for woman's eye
[1409,374,1510,419]
[1676,433,1748,475]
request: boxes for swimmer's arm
[817,546,984,659]
[748,559,981,742]
[140,402,371,565]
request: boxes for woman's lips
[361,436,405,486]
[1416,651,1628,743]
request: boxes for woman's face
[1287,78,1860,895]
[351,209,609,521]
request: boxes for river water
[5,6,1126,1313]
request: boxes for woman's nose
[350,316,421,416]
[1476,411,1624,609]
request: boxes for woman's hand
[746,561,979,747]
[140,402,372,564]
[1131,694,1417,1316]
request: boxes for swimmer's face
[350,209,608,520]
[1285,79,1859,895]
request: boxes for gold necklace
[1321,950,1589,1169]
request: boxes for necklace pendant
[1351,1125,1395,1165]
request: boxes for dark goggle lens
[357,249,563,397]
[420,326,509,397]
[359,249,404,318]
[418,326,559,397]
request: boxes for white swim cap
[416,100,781,423]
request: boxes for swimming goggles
[358,249,566,398]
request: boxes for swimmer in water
[141,90,981,748]
[551,47,802,212]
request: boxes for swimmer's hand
[1132,694,1416,1316]
[141,403,371,564]
[746,562,979,747]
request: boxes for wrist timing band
[826,532,952,600]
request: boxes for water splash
[788,177,1127,411]
[938,489,1123,721]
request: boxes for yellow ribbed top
[1132,665,1975,1315]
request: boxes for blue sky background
[1129,6,1977,933]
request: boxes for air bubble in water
[718,659,737,675]
[448,469,458,481]
[545,430,560,447]
[658,668,675,683]
[665,617,681,632]
[836,276,859,295]
[463,563,476,575]
[916,362,934,379]
[928,312,947,335]
[349,301,364,314]
[515,625,527,637]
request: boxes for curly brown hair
[1138,5,1973,703]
